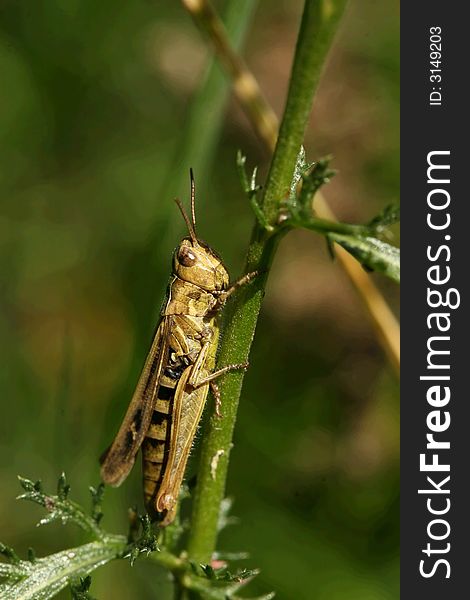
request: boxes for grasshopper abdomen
[142,393,173,509]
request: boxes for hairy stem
[186,0,348,563]
[262,0,347,224]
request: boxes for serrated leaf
[199,563,260,586]
[236,151,261,198]
[89,484,105,526]
[367,203,400,233]
[329,233,400,282]
[27,548,37,564]
[70,574,96,600]
[283,153,335,225]
[17,475,106,540]
[237,150,269,230]
[57,473,70,501]
[17,477,38,494]
[174,562,272,600]
[0,561,32,580]
[0,540,125,600]
[201,564,216,579]
[236,150,250,192]
[125,514,159,566]
[230,568,259,582]
[289,146,312,203]
[0,542,21,564]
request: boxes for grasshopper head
[173,169,229,292]
[174,238,229,292]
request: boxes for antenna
[189,168,197,233]
[174,169,199,245]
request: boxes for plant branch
[181,0,278,149]
[186,0,348,564]
[183,0,400,373]
[290,215,367,236]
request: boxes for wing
[100,315,173,486]
[155,367,209,525]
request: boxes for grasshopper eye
[178,246,197,267]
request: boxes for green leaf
[89,484,105,526]
[0,540,126,600]
[125,514,159,566]
[17,475,105,541]
[18,476,43,494]
[1,476,130,599]
[298,156,335,211]
[70,575,96,600]
[280,152,335,227]
[200,563,217,579]
[27,548,37,564]
[289,146,314,205]
[57,473,70,501]
[236,150,251,194]
[197,563,263,590]
[367,203,400,234]
[0,559,32,581]
[329,233,400,282]
[0,542,21,564]
[237,151,269,231]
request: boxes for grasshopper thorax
[174,237,229,292]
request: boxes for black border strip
[401,4,467,597]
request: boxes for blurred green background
[0,1,399,598]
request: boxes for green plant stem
[290,216,367,236]
[186,0,348,564]
[147,549,185,572]
[262,0,347,225]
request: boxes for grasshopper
[100,171,256,526]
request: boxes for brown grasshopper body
[100,172,255,525]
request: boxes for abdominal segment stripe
[142,385,174,507]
